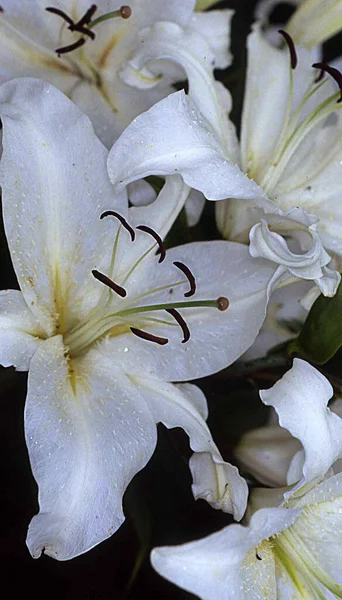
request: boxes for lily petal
[25,335,157,560]
[188,10,234,70]
[151,507,300,600]
[100,240,277,382]
[132,377,248,520]
[0,78,127,334]
[108,91,270,204]
[119,20,237,155]
[0,290,45,370]
[260,359,342,494]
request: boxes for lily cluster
[1,0,342,597]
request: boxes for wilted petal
[260,359,342,494]
[25,336,157,560]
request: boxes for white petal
[235,425,302,488]
[100,240,276,382]
[249,210,340,296]
[133,377,248,520]
[0,16,76,89]
[127,179,157,207]
[0,78,127,334]
[188,10,234,70]
[240,26,316,178]
[243,280,311,361]
[120,20,237,155]
[151,507,299,600]
[260,359,342,494]
[0,290,44,370]
[108,91,270,203]
[287,0,342,47]
[25,336,157,560]
[185,188,206,227]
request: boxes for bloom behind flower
[0,0,233,147]
[0,78,280,560]
[151,360,342,599]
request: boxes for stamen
[56,38,86,55]
[100,210,135,241]
[120,5,132,19]
[279,29,298,70]
[314,48,327,83]
[173,261,196,297]
[92,269,127,297]
[130,327,168,345]
[46,7,75,27]
[46,6,95,39]
[312,62,342,102]
[76,4,97,28]
[166,308,190,343]
[217,296,229,311]
[136,225,166,263]
[89,6,132,29]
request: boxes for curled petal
[260,359,342,496]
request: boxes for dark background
[1,1,340,598]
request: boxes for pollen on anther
[120,5,132,18]
[217,296,229,311]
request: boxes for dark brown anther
[56,37,86,55]
[0,5,5,12]
[100,210,135,241]
[314,48,327,83]
[76,4,97,28]
[166,308,190,343]
[173,261,196,297]
[120,5,132,18]
[312,62,342,102]
[256,553,262,561]
[46,7,75,26]
[130,327,168,345]
[136,225,166,263]
[92,269,127,297]
[217,297,229,311]
[278,30,298,69]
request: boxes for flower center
[64,212,229,358]
[247,31,342,199]
[46,4,131,55]
[273,513,342,598]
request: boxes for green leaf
[288,281,342,364]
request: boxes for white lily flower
[216,25,342,265]
[151,360,342,599]
[0,0,233,148]
[0,78,284,560]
